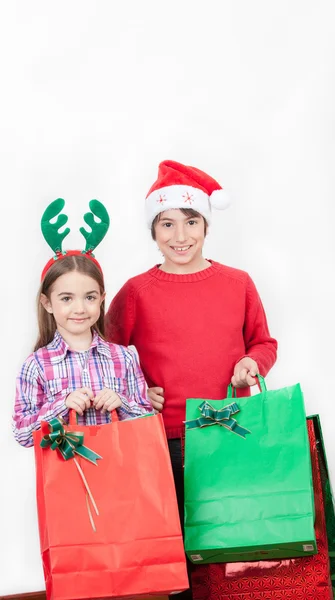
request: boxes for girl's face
[40,271,105,342]
[154,209,206,271]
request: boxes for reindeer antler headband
[40,198,110,280]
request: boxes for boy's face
[154,209,206,271]
[40,271,105,340]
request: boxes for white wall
[1,0,334,594]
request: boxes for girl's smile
[69,317,89,323]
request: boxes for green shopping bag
[184,375,316,564]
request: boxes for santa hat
[145,160,230,226]
[40,198,110,280]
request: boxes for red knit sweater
[105,261,277,439]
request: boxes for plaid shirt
[13,330,152,447]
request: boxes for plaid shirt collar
[46,330,111,364]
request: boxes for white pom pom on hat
[145,159,230,226]
[209,188,230,210]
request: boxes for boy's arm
[12,358,69,447]
[238,275,278,377]
[105,281,135,345]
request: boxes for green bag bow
[185,401,251,439]
[40,417,102,464]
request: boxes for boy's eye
[188,220,197,225]
[163,222,173,228]
[61,296,71,302]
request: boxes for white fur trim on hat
[210,188,230,210]
[146,185,211,227]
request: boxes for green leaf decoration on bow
[185,401,251,439]
[80,200,110,254]
[40,417,102,464]
[41,198,70,254]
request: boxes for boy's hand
[148,387,165,412]
[65,387,93,415]
[93,388,122,413]
[231,358,259,388]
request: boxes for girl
[105,160,278,599]
[13,199,152,448]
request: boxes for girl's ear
[40,294,53,314]
[100,291,106,305]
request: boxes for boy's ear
[40,294,53,314]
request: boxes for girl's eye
[61,296,71,302]
[87,295,97,301]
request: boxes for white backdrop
[1,0,334,594]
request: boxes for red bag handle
[69,408,119,426]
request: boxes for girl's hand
[148,387,165,412]
[231,358,259,388]
[93,388,122,413]
[65,387,93,415]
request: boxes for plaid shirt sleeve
[12,356,69,448]
[116,347,153,420]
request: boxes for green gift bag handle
[227,374,267,398]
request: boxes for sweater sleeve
[240,275,278,376]
[105,280,135,345]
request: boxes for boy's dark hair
[34,254,105,351]
[151,208,208,240]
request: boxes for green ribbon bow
[185,401,251,438]
[40,417,102,464]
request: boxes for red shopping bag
[191,419,333,600]
[34,411,188,600]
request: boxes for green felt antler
[41,199,70,254]
[80,200,110,253]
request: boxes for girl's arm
[116,347,153,420]
[12,357,69,448]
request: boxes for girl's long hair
[34,255,105,351]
